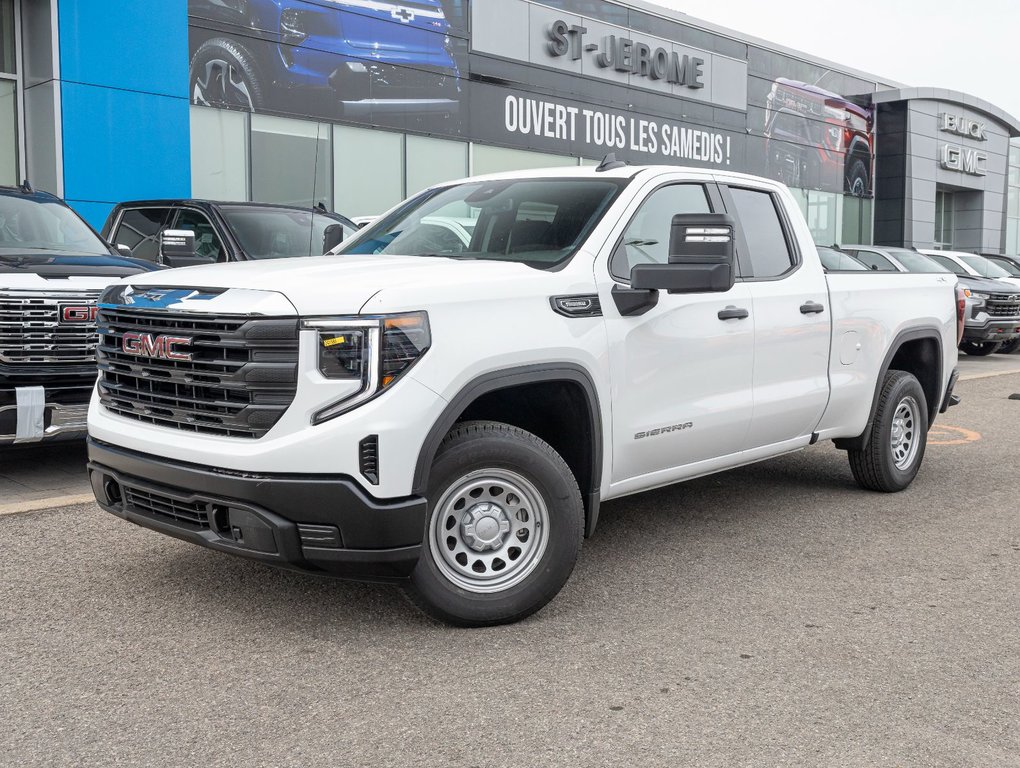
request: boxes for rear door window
[727,187,795,278]
[112,208,172,262]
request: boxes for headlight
[971,292,990,301]
[305,311,430,423]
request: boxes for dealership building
[2,0,1019,254]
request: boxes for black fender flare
[834,326,943,451]
[412,363,604,537]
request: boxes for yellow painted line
[0,492,96,516]
[928,425,982,446]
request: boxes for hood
[0,251,159,279]
[118,254,561,315]
[957,274,1020,294]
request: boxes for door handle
[717,306,749,320]
[800,301,825,315]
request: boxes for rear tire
[960,341,1002,356]
[848,370,928,492]
[407,421,583,627]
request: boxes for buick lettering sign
[547,20,705,89]
[122,332,193,362]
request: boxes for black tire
[189,37,265,111]
[996,337,1020,354]
[407,421,583,627]
[960,341,1002,356]
[846,157,870,197]
[848,370,928,492]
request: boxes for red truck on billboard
[764,78,874,196]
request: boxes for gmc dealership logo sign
[938,113,988,176]
[121,332,193,362]
[547,21,705,89]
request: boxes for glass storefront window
[1007,219,1018,256]
[935,190,954,250]
[334,125,403,219]
[471,145,575,176]
[250,114,331,209]
[0,80,16,186]
[804,190,840,246]
[0,0,15,75]
[190,106,248,201]
[405,135,468,197]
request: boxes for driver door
[598,179,755,491]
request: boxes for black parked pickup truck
[101,200,357,268]
[0,185,158,446]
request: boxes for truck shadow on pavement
[115,445,863,630]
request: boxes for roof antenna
[19,179,32,194]
[315,202,327,212]
[596,153,627,172]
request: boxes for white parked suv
[87,163,961,625]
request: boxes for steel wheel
[193,58,255,111]
[429,467,549,594]
[889,395,920,470]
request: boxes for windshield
[340,178,627,268]
[989,257,1020,276]
[884,248,952,273]
[817,247,867,270]
[220,207,356,259]
[960,255,1012,278]
[925,254,968,276]
[0,194,108,255]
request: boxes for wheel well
[887,337,941,425]
[456,381,597,529]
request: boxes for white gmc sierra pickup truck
[87,163,961,626]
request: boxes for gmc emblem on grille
[59,304,99,324]
[121,332,193,361]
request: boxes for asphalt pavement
[1,374,1019,767]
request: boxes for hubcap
[193,59,254,111]
[429,468,549,594]
[890,396,920,470]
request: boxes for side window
[610,184,711,280]
[112,208,171,262]
[174,209,224,262]
[728,187,794,279]
[852,249,896,271]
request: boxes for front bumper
[0,394,89,445]
[963,317,1020,343]
[87,439,427,581]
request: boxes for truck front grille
[985,294,1020,317]
[0,291,101,364]
[96,308,299,439]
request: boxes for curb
[0,493,96,517]
[958,368,1020,382]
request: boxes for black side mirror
[322,223,344,254]
[630,213,736,294]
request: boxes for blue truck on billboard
[188,0,462,127]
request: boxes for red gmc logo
[60,304,99,324]
[121,332,193,362]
